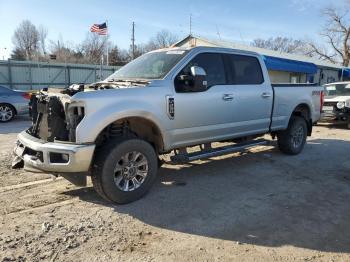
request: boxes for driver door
[169,52,236,147]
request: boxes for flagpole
[106,20,109,66]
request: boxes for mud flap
[60,173,87,187]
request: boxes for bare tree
[81,33,109,64]
[146,30,179,51]
[11,48,26,61]
[310,7,350,66]
[251,37,313,56]
[38,25,48,56]
[49,39,82,63]
[12,20,40,60]
[108,45,129,65]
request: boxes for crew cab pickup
[13,46,324,204]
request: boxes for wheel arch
[0,102,17,115]
[290,103,312,136]
[94,116,165,153]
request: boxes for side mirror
[177,66,207,92]
[190,66,207,92]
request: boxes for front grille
[323,102,337,107]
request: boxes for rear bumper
[13,131,95,173]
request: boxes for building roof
[174,35,344,70]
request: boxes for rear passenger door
[224,54,273,134]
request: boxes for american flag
[90,22,108,35]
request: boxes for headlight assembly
[337,101,345,109]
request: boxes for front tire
[91,138,158,204]
[277,116,308,155]
[0,103,15,122]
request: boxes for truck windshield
[106,50,188,81]
[325,84,350,96]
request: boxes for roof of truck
[173,35,344,70]
[152,45,261,57]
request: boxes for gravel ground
[0,118,350,261]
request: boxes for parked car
[13,46,324,204]
[322,82,350,129]
[0,85,31,122]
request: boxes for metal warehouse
[174,35,350,85]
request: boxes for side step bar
[170,139,270,163]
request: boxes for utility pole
[189,14,192,35]
[131,22,135,60]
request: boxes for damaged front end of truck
[12,84,95,186]
[29,87,85,144]
[12,80,150,186]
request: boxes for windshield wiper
[107,79,150,84]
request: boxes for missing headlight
[67,104,85,142]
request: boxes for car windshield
[105,50,188,81]
[325,84,350,96]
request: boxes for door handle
[261,92,272,98]
[222,94,234,101]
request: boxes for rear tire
[91,138,158,204]
[277,116,308,155]
[0,103,15,122]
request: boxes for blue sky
[0,0,347,59]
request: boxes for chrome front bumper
[13,131,95,173]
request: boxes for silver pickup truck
[13,46,324,204]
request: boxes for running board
[170,139,269,163]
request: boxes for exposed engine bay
[29,89,82,142]
[28,80,149,143]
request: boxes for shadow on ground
[64,138,350,253]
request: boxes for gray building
[173,35,348,85]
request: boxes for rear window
[227,54,264,85]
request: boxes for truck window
[178,53,226,88]
[227,54,264,85]
[106,50,188,80]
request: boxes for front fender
[75,100,169,147]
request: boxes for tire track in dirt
[0,177,63,193]
[5,199,77,215]
[0,178,77,215]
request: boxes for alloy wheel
[113,151,149,191]
[291,125,304,148]
[0,105,13,122]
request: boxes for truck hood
[324,96,350,102]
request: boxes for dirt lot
[0,118,350,262]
